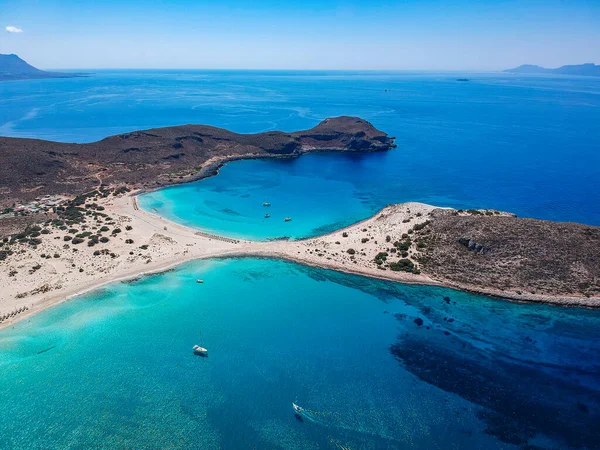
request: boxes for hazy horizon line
[38,66,598,74]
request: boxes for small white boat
[264,213,271,218]
[284,217,292,222]
[293,403,303,414]
[196,279,204,283]
[193,344,208,356]
[263,202,271,207]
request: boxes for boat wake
[292,402,398,448]
[293,403,342,427]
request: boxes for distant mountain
[0,54,84,81]
[505,63,600,77]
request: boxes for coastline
[2,192,599,331]
[244,252,600,309]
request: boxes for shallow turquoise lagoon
[137,155,379,240]
[1,258,599,449]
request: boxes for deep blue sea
[1,71,600,449]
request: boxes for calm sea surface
[1,71,600,449]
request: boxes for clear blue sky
[1,0,599,70]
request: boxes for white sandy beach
[0,194,436,328]
[1,193,598,330]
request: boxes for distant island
[505,63,600,77]
[0,54,86,81]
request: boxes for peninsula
[1,119,598,329]
[0,116,395,207]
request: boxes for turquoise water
[2,71,600,449]
[138,156,377,240]
[1,258,599,449]
[1,71,599,239]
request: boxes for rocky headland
[0,116,395,209]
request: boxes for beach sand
[0,193,254,329]
[1,195,598,330]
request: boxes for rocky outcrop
[457,237,491,254]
